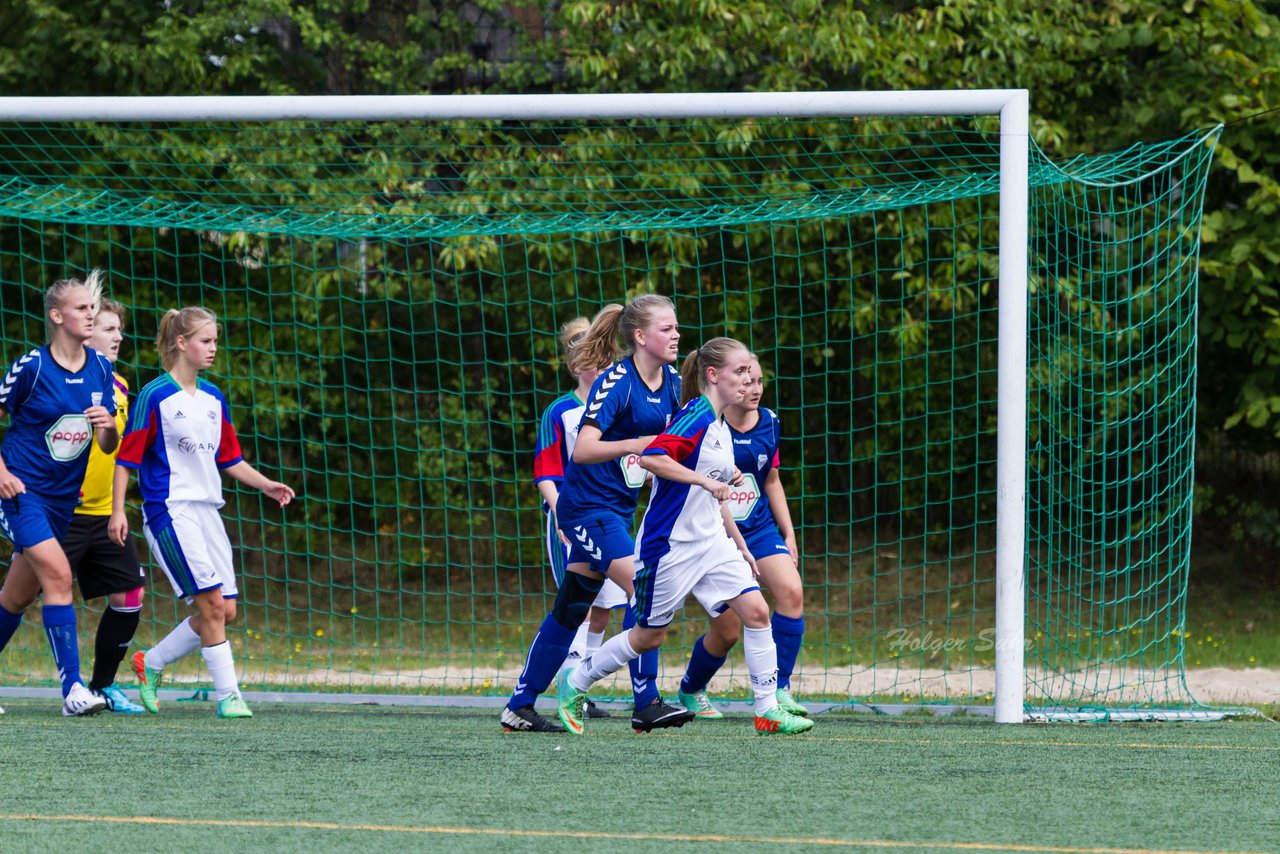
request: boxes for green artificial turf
[0,699,1275,853]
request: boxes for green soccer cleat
[131,650,162,714]
[217,693,253,719]
[754,705,814,736]
[774,687,810,718]
[556,668,587,735]
[677,689,724,720]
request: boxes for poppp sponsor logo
[620,453,646,489]
[45,413,92,461]
[727,472,760,521]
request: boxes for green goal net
[0,104,1221,717]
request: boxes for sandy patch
[219,663,1278,707]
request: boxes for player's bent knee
[551,571,603,631]
[734,596,772,629]
[709,614,741,648]
[774,586,804,615]
[630,625,666,653]
[223,600,239,625]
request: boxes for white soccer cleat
[62,682,108,717]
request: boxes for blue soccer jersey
[0,345,117,502]
[555,357,681,523]
[635,395,736,567]
[725,407,782,537]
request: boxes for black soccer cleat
[631,698,695,733]
[586,700,610,719]
[501,705,566,733]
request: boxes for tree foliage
[0,0,1276,558]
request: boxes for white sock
[744,625,779,715]
[144,617,202,672]
[569,630,639,692]
[585,630,605,657]
[567,622,590,661]
[201,641,240,701]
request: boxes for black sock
[90,607,141,692]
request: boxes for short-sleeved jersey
[0,345,117,503]
[533,391,586,508]
[724,407,782,535]
[635,395,736,566]
[76,372,130,516]
[555,357,681,523]
[116,374,244,524]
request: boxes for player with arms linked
[556,338,812,736]
[112,307,294,719]
[503,294,689,734]
[0,271,119,716]
[676,356,808,720]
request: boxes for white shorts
[632,537,759,628]
[545,512,629,610]
[143,501,237,601]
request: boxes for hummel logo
[733,439,753,445]
[573,526,603,561]
[645,396,660,403]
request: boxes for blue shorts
[563,511,635,576]
[0,492,77,554]
[741,523,792,562]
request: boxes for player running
[502,294,689,734]
[675,357,808,720]
[556,338,813,737]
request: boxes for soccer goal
[0,92,1225,722]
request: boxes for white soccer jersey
[117,375,244,523]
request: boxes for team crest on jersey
[44,413,92,461]
[727,472,761,521]
[757,453,768,470]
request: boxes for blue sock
[507,613,575,710]
[772,613,805,690]
[623,605,659,708]
[680,634,727,695]
[0,602,24,653]
[42,603,82,697]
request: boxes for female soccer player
[111,306,294,719]
[502,294,687,734]
[675,357,808,720]
[533,318,627,717]
[61,298,148,713]
[0,272,119,717]
[556,338,813,737]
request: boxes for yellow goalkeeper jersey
[75,372,129,516]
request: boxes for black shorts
[62,514,145,600]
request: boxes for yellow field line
[0,813,1265,854]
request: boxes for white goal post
[0,90,1031,723]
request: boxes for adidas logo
[175,410,186,419]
